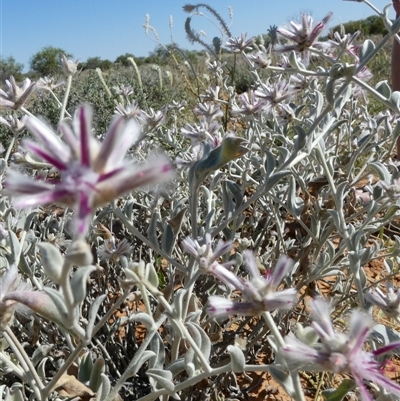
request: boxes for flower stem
[4,327,44,400]
[59,75,72,124]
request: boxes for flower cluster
[282,298,400,401]
[207,251,297,319]
[366,283,400,321]
[0,76,36,110]
[276,12,333,66]
[4,105,173,237]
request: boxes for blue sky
[0,0,397,72]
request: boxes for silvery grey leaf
[166,359,186,377]
[185,362,195,378]
[188,322,211,360]
[23,211,40,232]
[184,345,195,369]
[172,288,187,321]
[37,242,64,285]
[334,84,352,117]
[96,373,111,401]
[78,352,94,384]
[5,387,23,401]
[375,80,391,99]
[161,223,175,256]
[225,180,243,206]
[31,344,54,368]
[129,312,154,330]
[227,345,245,372]
[269,366,295,398]
[287,176,304,217]
[147,368,175,392]
[264,150,276,180]
[86,294,107,339]
[145,262,159,288]
[205,209,215,230]
[8,231,20,267]
[372,324,400,346]
[321,379,356,401]
[149,332,165,370]
[325,78,336,107]
[42,287,68,321]
[70,265,97,306]
[288,51,304,70]
[333,181,348,210]
[233,213,245,231]
[221,182,234,221]
[36,357,49,381]
[18,253,32,277]
[390,91,400,113]
[265,171,291,193]
[147,212,160,250]
[293,125,307,151]
[359,39,375,63]
[89,357,106,392]
[123,199,136,221]
[383,258,394,274]
[129,350,156,377]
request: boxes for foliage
[329,14,389,37]
[1,3,400,401]
[0,56,24,84]
[29,46,73,76]
[115,52,143,67]
[81,56,113,71]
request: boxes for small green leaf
[322,379,356,401]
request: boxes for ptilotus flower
[3,105,173,237]
[193,102,223,122]
[281,298,400,401]
[231,90,267,116]
[182,233,233,271]
[61,54,79,76]
[115,100,144,121]
[276,12,333,66]
[207,251,297,319]
[0,114,27,135]
[0,76,36,110]
[181,119,221,147]
[98,237,132,262]
[248,50,271,69]
[139,107,168,129]
[200,86,220,102]
[327,30,360,57]
[114,84,134,98]
[207,61,226,75]
[276,104,295,125]
[226,33,254,53]
[366,283,400,321]
[254,79,296,111]
[36,76,65,91]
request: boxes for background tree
[329,15,388,37]
[114,53,141,67]
[0,56,24,84]
[81,57,112,71]
[30,46,73,76]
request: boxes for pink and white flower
[3,105,173,237]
